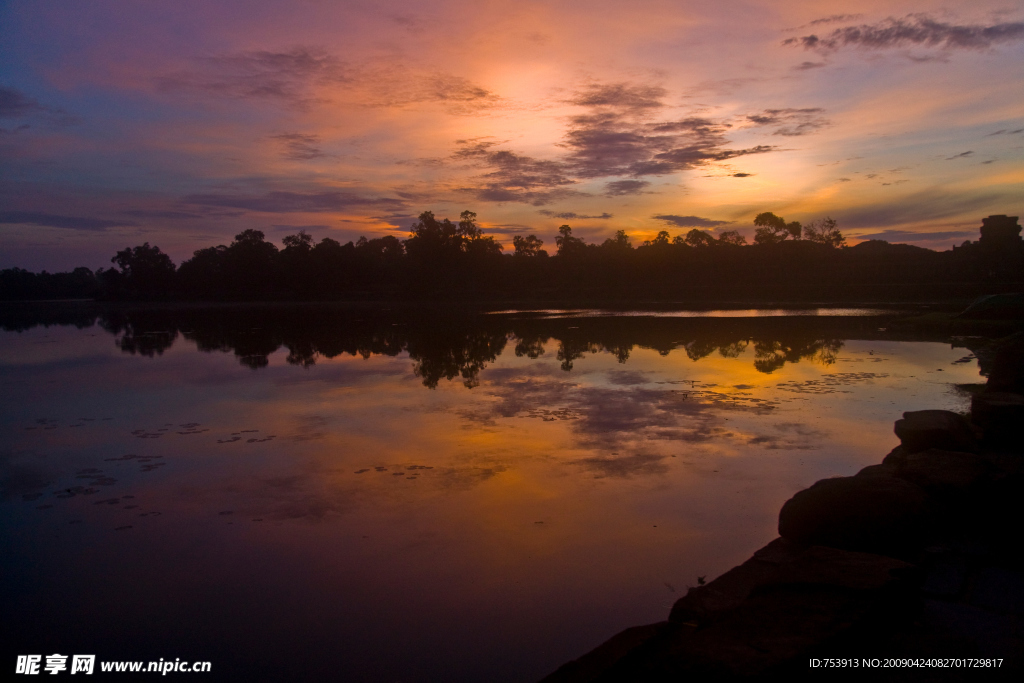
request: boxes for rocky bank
[542,332,1024,681]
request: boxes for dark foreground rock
[778,475,929,556]
[544,541,915,682]
[893,410,978,454]
[542,333,1024,681]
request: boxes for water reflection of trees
[752,339,843,374]
[1,304,938,385]
[408,331,508,388]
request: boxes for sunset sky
[1,0,1022,271]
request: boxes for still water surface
[0,305,984,681]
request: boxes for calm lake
[0,304,986,681]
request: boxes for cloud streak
[853,229,977,243]
[784,15,1024,52]
[0,211,136,231]
[537,211,612,220]
[156,48,349,108]
[183,191,406,213]
[453,140,581,205]
[156,48,498,113]
[0,86,44,119]
[745,108,829,136]
[271,133,325,160]
[564,108,777,178]
[653,214,731,228]
[603,180,650,196]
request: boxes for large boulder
[778,474,929,555]
[894,410,978,453]
[670,538,912,623]
[983,332,1024,393]
[971,391,1024,448]
[894,448,993,495]
[542,540,915,682]
[957,294,1024,321]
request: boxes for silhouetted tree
[177,245,227,298]
[227,229,279,298]
[405,211,463,261]
[555,225,587,257]
[309,236,357,296]
[0,266,101,300]
[753,212,802,245]
[717,230,747,246]
[111,243,176,298]
[804,217,845,248]
[512,234,547,257]
[460,211,503,258]
[643,230,671,248]
[282,230,314,251]
[683,229,716,248]
[602,229,632,251]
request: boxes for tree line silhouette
[2,211,1021,302]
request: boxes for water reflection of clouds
[456,364,798,473]
[570,452,669,478]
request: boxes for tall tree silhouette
[753,212,802,245]
[111,243,176,298]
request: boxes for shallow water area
[0,304,986,681]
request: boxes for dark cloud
[0,124,31,138]
[732,172,753,177]
[183,191,406,213]
[793,61,827,70]
[417,74,493,104]
[391,14,425,32]
[537,211,612,220]
[987,128,1024,136]
[450,82,788,203]
[361,68,500,112]
[568,83,667,110]
[121,209,204,220]
[157,48,497,114]
[807,14,863,27]
[0,86,76,125]
[837,188,1012,229]
[271,133,325,160]
[852,229,977,244]
[269,224,331,233]
[475,224,533,235]
[0,86,44,119]
[565,111,777,178]
[157,48,349,108]
[603,179,650,196]
[453,140,581,205]
[784,15,1024,52]
[945,151,973,160]
[746,108,829,136]
[0,211,135,231]
[653,214,731,228]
